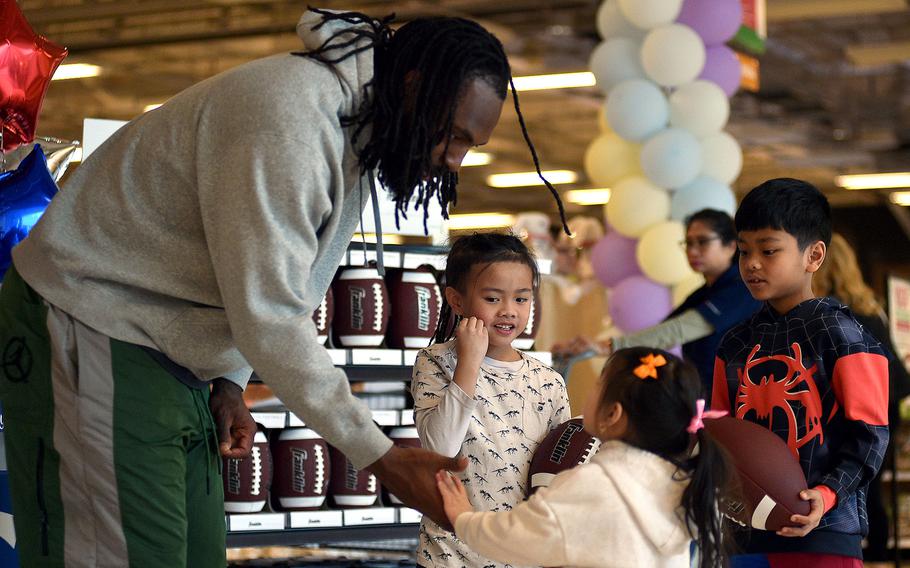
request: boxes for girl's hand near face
[453,316,488,396]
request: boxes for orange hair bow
[633,353,667,380]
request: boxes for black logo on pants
[2,337,32,383]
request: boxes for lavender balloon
[677,0,742,46]
[609,275,672,333]
[698,45,741,97]
[591,231,642,288]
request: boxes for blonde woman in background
[813,232,910,563]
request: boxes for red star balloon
[1,0,67,152]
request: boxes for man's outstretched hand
[367,445,467,531]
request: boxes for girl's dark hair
[687,209,736,245]
[296,8,569,234]
[599,347,731,568]
[433,232,539,343]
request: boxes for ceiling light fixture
[566,188,612,205]
[835,172,910,190]
[510,71,596,91]
[889,192,910,206]
[143,103,163,113]
[487,170,578,188]
[462,150,493,167]
[52,63,102,81]
[447,213,516,230]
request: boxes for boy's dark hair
[687,209,736,245]
[600,347,731,568]
[297,8,569,234]
[433,232,539,343]
[734,178,831,249]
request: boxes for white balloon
[605,176,671,238]
[641,24,706,87]
[637,221,695,286]
[618,0,684,30]
[673,271,705,307]
[700,131,743,185]
[589,37,646,94]
[670,177,737,221]
[597,0,646,39]
[584,132,642,187]
[640,128,703,190]
[605,79,669,142]
[669,80,730,138]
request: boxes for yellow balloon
[605,176,670,238]
[636,220,695,285]
[584,133,642,188]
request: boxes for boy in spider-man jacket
[711,178,889,568]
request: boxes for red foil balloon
[1,0,67,152]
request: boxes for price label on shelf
[250,412,287,429]
[398,508,422,524]
[349,249,402,268]
[350,349,403,366]
[289,510,344,529]
[402,349,420,366]
[326,349,348,366]
[343,507,397,526]
[228,513,286,532]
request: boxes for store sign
[741,0,767,39]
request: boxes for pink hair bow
[687,399,727,434]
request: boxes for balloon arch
[586,0,743,334]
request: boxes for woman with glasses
[554,209,760,391]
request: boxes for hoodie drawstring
[368,174,385,276]
[356,174,386,276]
[194,390,219,495]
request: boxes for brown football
[704,416,811,531]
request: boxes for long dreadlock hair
[296,7,570,234]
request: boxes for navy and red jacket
[711,297,890,558]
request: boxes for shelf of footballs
[225,244,552,548]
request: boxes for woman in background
[813,232,910,562]
[554,209,760,393]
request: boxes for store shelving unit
[225,244,552,550]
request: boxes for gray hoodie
[13,10,393,468]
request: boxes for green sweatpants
[0,265,226,567]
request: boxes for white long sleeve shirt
[411,340,570,567]
[455,441,693,568]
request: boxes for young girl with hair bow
[437,347,733,568]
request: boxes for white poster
[82,118,128,161]
[887,275,910,367]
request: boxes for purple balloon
[698,45,741,97]
[609,275,672,333]
[677,0,742,46]
[591,231,642,288]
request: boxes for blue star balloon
[0,144,58,280]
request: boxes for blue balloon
[0,145,58,280]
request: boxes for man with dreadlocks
[0,7,568,566]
